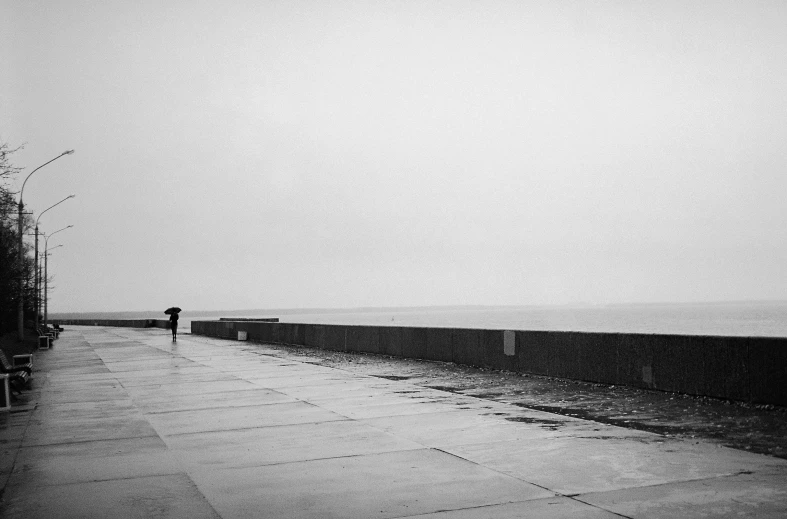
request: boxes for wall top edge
[189,320,787,342]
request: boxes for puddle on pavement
[468,392,505,399]
[425,385,461,393]
[505,416,566,430]
[373,375,411,381]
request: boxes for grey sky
[3,1,786,312]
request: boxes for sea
[165,301,787,338]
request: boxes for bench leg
[0,375,10,411]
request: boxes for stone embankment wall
[218,318,279,322]
[56,319,171,329]
[192,320,787,406]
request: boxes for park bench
[36,327,53,349]
[0,350,32,392]
[38,325,56,339]
[0,350,32,375]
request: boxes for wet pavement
[1,326,786,518]
[287,346,787,459]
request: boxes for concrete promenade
[2,327,786,518]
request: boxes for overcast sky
[2,1,786,313]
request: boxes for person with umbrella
[165,307,181,341]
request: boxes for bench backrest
[0,350,14,371]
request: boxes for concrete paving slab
[0,411,35,443]
[238,369,358,382]
[0,436,22,468]
[102,357,201,372]
[183,350,276,357]
[0,411,29,474]
[32,363,110,376]
[146,401,349,436]
[193,351,287,359]
[166,420,423,470]
[98,353,189,364]
[22,412,158,447]
[447,436,787,495]
[83,335,140,344]
[44,371,123,382]
[9,436,179,488]
[281,378,403,395]
[37,354,103,365]
[93,341,168,350]
[435,394,568,413]
[39,349,100,360]
[32,398,138,419]
[280,384,403,403]
[190,448,554,519]
[116,371,240,387]
[123,378,261,399]
[578,470,787,518]
[35,358,104,370]
[134,388,298,414]
[0,441,21,496]
[110,364,221,377]
[405,496,621,518]
[81,340,141,349]
[314,396,493,420]
[33,387,131,405]
[389,388,491,406]
[0,473,220,519]
[362,409,647,448]
[220,367,325,381]
[300,390,438,407]
[95,347,173,359]
[286,378,446,398]
[196,359,306,371]
[247,373,380,389]
[35,377,125,394]
[228,363,353,376]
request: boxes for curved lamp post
[17,149,74,340]
[43,225,72,328]
[34,196,75,330]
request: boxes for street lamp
[34,195,75,330]
[17,150,74,340]
[43,226,72,328]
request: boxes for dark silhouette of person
[169,311,179,341]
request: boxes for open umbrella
[164,307,182,315]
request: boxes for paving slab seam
[569,468,775,500]
[6,470,189,489]
[0,405,37,502]
[425,447,641,519]
[18,433,160,449]
[387,497,635,519]
[199,447,435,470]
[142,400,297,415]
[160,418,354,438]
[431,446,559,493]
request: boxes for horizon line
[49,298,787,317]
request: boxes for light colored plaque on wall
[503,330,515,356]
